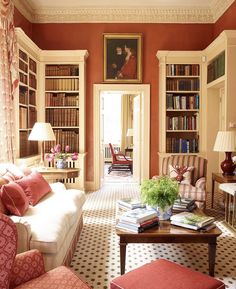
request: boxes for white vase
[156,206,172,220]
[56,159,67,169]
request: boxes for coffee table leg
[211,179,215,208]
[208,241,216,277]
[120,241,127,275]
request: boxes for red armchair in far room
[108,143,133,174]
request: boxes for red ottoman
[110,259,225,289]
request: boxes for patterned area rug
[70,183,236,289]
[103,164,134,183]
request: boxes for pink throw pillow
[16,172,51,206]
[1,182,29,216]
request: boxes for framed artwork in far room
[103,33,142,83]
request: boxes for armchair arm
[10,217,31,253]
[10,249,45,289]
[195,177,206,190]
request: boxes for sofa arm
[10,249,45,289]
[195,177,206,190]
[10,217,31,253]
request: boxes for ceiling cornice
[13,0,235,24]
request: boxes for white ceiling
[13,0,235,23]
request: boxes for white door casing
[93,84,150,191]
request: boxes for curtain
[120,94,133,152]
[0,0,18,162]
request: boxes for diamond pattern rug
[70,183,236,289]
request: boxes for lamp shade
[28,122,56,141]
[213,131,236,152]
[126,128,133,137]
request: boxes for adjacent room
[0,0,236,289]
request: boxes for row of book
[45,78,79,91]
[116,207,159,233]
[166,137,199,153]
[19,107,27,129]
[19,59,28,73]
[46,65,79,76]
[19,87,28,105]
[45,93,79,107]
[46,108,79,127]
[207,51,225,84]
[166,94,199,110]
[170,212,215,232]
[166,115,198,131]
[29,91,36,106]
[45,129,79,153]
[29,74,37,89]
[172,198,197,213]
[19,72,27,85]
[19,49,28,62]
[166,64,200,76]
[166,79,200,91]
[28,107,37,129]
[29,58,37,74]
[19,131,38,158]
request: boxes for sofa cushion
[1,182,29,216]
[12,186,86,254]
[16,172,51,206]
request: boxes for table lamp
[28,122,56,166]
[213,131,236,175]
[126,128,133,147]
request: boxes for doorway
[93,84,150,190]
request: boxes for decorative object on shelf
[213,131,236,176]
[103,33,142,83]
[28,122,56,167]
[45,144,78,169]
[140,176,179,220]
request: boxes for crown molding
[13,0,235,24]
[211,0,235,22]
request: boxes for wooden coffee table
[116,219,221,277]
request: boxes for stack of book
[172,198,197,213]
[117,198,146,211]
[170,212,215,232]
[116,208,159,233]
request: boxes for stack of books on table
[116,208,159,233]
[117,198,146,211]
[172,198,197,213]
[170,212,215,232]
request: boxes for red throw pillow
[1,182,29,216]
[16,172,51,206]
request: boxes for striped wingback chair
[160,155,207,207]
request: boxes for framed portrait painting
[103,33,142,83]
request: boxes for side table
[219,183,236,231]
[36,167,79,183]
[211,173,236,208]
[125,147,133,157]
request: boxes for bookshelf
[18,47,38,158]
[157,51,203,159]
[40,50,88,189]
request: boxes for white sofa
[0,162,86,272]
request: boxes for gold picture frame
[103,33,142,83]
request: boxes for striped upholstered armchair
[159,155,207,208]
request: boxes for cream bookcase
[202,30,236,189]
[15,28,88,190]
[156,51,205,168]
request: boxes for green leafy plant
[140,176,179,211]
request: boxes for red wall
[18,8,236,181]
[14,8,33,38]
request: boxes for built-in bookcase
[18,48,38,158]
[157,51,203,163]
[165,64,200,154]
[44,64,80,154]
